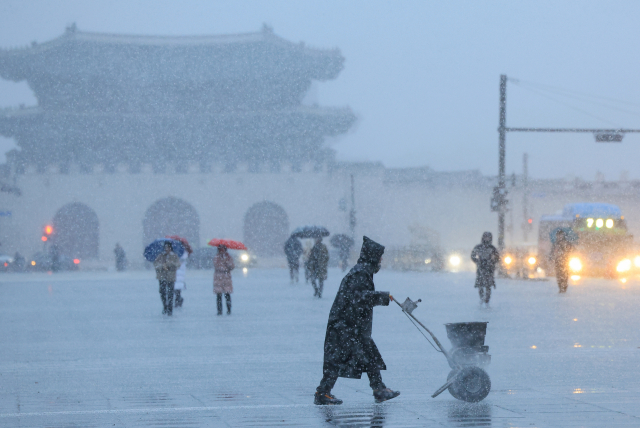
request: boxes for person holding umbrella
[308,237,329,297]
[167,236,192,308]
[315,236,400,405]
[214,244,235,315]
[153,242,181,316]
[284,235,303,284]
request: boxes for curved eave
[0,28,344,82]
[0,105,356,141]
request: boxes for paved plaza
[1,267,639,427]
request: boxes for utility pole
[497,74,507,252]
[522,153,529,242]
[495,74,640,254]
[349,174,356,239]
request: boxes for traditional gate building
[1,26,639,268]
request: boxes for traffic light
[42,225,54,242]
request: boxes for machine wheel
[450,367,491,402]
[447,370,462,400]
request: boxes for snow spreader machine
[395,297,491,402]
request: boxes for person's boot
[373,388,400,403]
[314,391,343,405]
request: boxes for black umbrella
[291,225,330,239]
[330,234,355,249]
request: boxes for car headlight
[569,258,582,272]
[504,256,512,265]
[634,256,640,268]
[240,254,249,262]
[528,257,536,265]
[617,259,631,273]
[449,255,461,266]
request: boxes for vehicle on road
[538,203,634,278]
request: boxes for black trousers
[317,371,386,394]
[216,293,231,314]
[174,289,183,306]
[159,280,175,314]
[311,277,324,296]
[288,261,299,282]
[478,286,492,303]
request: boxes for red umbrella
[165,235,193,254]
[207,239,247,250]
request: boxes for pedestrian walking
[153,242,181,316]
[174,251,188,307]
[284,235,303,284]
[214,245,235,315]
[315,236,400,405]
[308,237,329,297]
[303,240,313,283]
[471,232,500,306]
[114,243,127,272]
[330,234,355,272]
[551,229,573,293]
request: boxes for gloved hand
[389,294,394,302]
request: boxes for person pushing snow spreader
[315,236,400,405]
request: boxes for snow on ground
[1,267,639,427]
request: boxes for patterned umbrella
[165,235,193,254]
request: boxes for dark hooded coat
[284,236,303,266]
[471,233,500,288]
[322,236,390,379]
[308,240,329,281]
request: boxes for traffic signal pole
[494,75,640,257]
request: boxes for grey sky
[2,0,640,180]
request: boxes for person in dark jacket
[153,242,181,316]
[114,243,127,272]
[471,232,500,306]
[307,237,329,297]
[284,236,303,284]
[551,230,573,293]
[314,236,400,405]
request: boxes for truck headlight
[449,255,461,266]
[617,259,631,273]
[569,258,582,272]
[240,254,249,262]
[504,256,512,265]
[528,257,536,265]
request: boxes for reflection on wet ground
[321,405,386,428]
[3,270,640,427]
[447,403,491,427]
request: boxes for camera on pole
[490,186,508,212]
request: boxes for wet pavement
[1,268,639,427]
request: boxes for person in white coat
[174,252,188,307]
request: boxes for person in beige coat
[153,242,181,316]
[213,245,235,315]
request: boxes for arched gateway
[53,203,99,259]
[143,198,200,249]
[243,201,289,256]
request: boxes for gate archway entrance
[53,203,100,259]
[243,201,289,256]
[143,197,200,249]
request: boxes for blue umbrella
[144,238,185,262]
[291,225,330,239]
